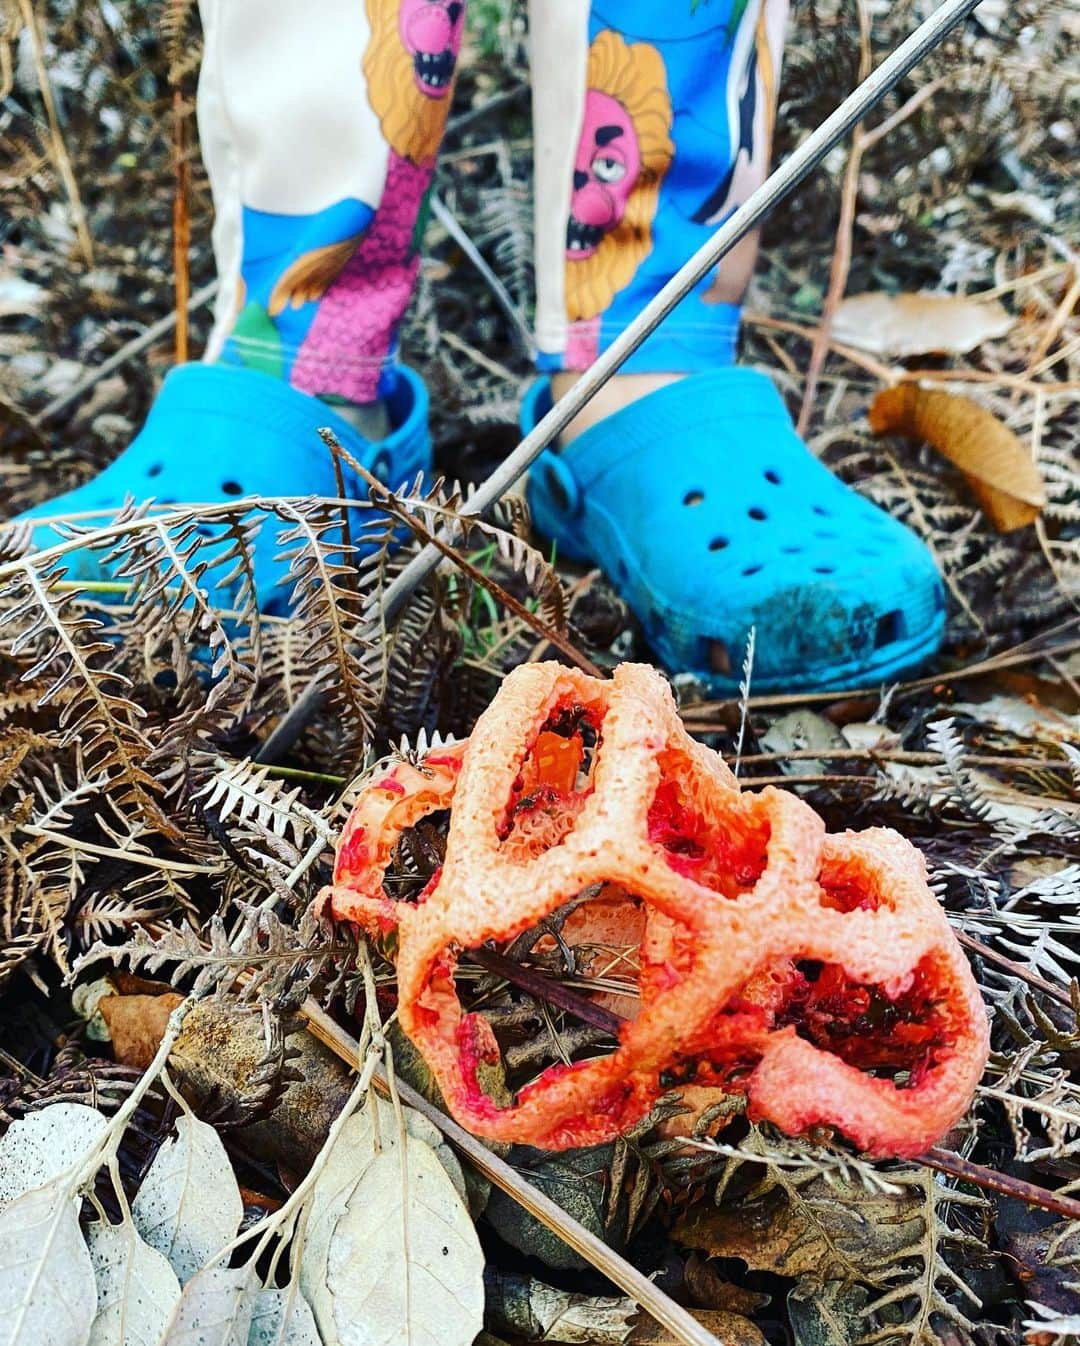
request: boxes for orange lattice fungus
[324,663,989,1157]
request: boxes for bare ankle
[322,396,391,443]
[551,372,684,445]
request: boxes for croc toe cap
[525,368,945,692]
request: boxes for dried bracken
[326,663,990,1156]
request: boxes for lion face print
[365,0,467,166]
[567,91,643,260]
[398,0,465,98]
[564,31,674,324]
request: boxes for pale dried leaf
[832,291,1014,357]
[132,1115,243,1284]
[298,1094,469,1336]
[86,1219,182,1346]
[310,1101,483,1346]
[247,1287,321,1346]
[0,1102,108,1207]
[160,1266,256,1346]
[0,1182,97,1346]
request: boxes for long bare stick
[172,88,192,364]
[378,0,985,627]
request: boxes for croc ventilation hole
[748,507,767,521]
[710,641,732,674]
[743,564,763,576]
[709,536,729,551]
[146,464,162,478]
[812,505,830,517]
[222,480,243,496]
[764,469,782,485]
[683,490,705,507]
[874,610,903,648]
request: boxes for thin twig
[797,0,871,437]
[470,946,623,1036]
[733,748,1075,774]
[171,88,191,364]
[953,930,1072,1009]
[680,623,1080,719]
[16,0,94,267]
[430,194,535,357]
[919,1148,1080,1221]
[342,452,605,679]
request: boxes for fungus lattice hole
[384,809,450,902]
[778,957,947,1084]
[647,767,768,897]
[533,886,645,982]
[499,702,605,859]
[469,889,649,1096]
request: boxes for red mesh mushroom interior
[324,663,988,1157]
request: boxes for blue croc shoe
[523,368,945,693]
[17,362,432,614]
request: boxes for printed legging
[198,0,789,405]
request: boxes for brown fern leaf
[0,558,176,838]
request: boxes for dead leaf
[100,993,185,1069]
[673,1180,922,1285]
[132,1113,243,1284]
[760,710,846,778]
[629,1309,766,1346]
[1002,1221,1080,1320]
[0,1181,98,1346]
[0,1102,108,1206]
[832,291,1014,357]
[869,384,1045,531]
[300,1096,484,1346]
[85,1218,182,1346]
[485,1269,637,1344]
[682,1254,770,1316]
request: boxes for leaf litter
[0,0,1077,1344]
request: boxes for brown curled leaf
[868,384,1045,532]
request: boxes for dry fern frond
[0,556,174,836]
[271,499,379,763]
[110,507,262,750]
[698,1125,987,1346]
[198,755,331,847]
